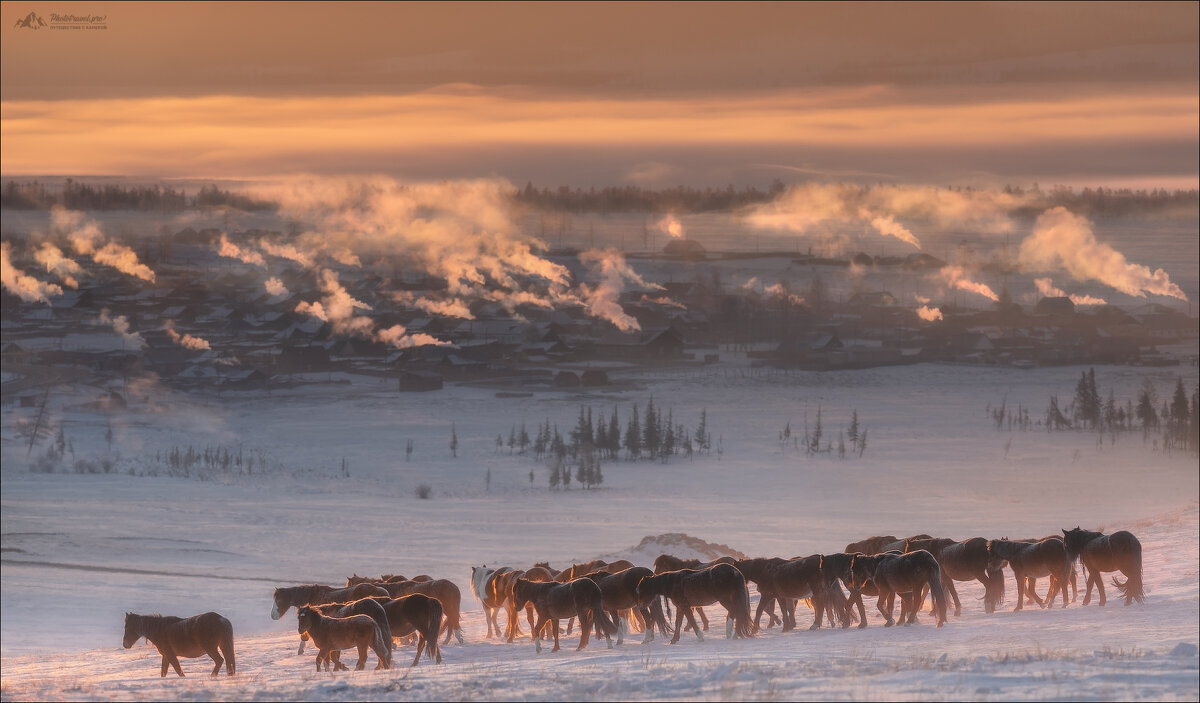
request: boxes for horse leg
[160,655,171,678]
[202,642,224,677]
[1013,570,1026,612]
[1082,562,1097,605]
[298,631,307,655]
[683,606,705,642]
[551,619,562,653]
[410,636,424,667]
[944,576,961,616]
[850,590,868,628]
[1094,569,1107,606]
[697,607,710,631]
[532,616,548,653]
[669,605,685,644]
[578,612,593,651]
[1027,577,1046,607]
[876,593,894,627]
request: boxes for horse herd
[120,525,1144,677]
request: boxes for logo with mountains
[14,11,47,29]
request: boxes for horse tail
[372,623,392,669]
[733,583,755,638]
[984,566,1005,612]
[1112,545,1145,605]
[427,598,444,662]
[220,619,236,675]
[593,593,618,637]
[827,582,852,628]
[926,565,949,627]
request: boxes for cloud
[1018,207,1186,301]
[1,241,63,304]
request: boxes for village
[2,225,1195,404]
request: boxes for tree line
[495,399,717,490]
[1,180,276,212]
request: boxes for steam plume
[34,242,81,288]
[578,249,661,332]
[264,277,289,297]
[657,214,684,239]
[1034,277,1107,306]
[53,207,156,282]
[1019,208,1186,301]
[97,308,145,347]
[217,233,265,266]
[165,320,211,350]
[1,241,62,304]
[294,268,374,338]
[938,265,999,302]
[916,305,944,321]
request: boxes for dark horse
[270,583,389,654]
[296,606,392,671]
[986,538,1073,611]
[850,550,948,627]
[301,598,393,670]
[123,612,235,677]
[905,537,1005,615]
[581,567,674,644]
[637,564,755,643]
[374,578,464,645]
[1062,527,1144,606]
[652,554,737,631]
[511,577,618,653]
[366,594,443,666]
[735,556,846,632]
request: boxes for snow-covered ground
[2,355,1198,701]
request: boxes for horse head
[270,587,290,620]
[296,606,314,635]
[121,613,141,649]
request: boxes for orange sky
[2,2,1197,187]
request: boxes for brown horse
[735,556,846,632]
[581,567,674,644]
[510,566,559,641]
[374,578,464,645]
[271,583,390,655]
[1062,527,1144,606]
[296,606,392,671]
[365,594,443,666]
[301,598,393,670]
[986,538,1073,611]
[511,577,617,653]
[123,612,235,677]
[850,550,948,627]
[905,537,1005,615]
[824,551,909,628]
[636,564,755,643]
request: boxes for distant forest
[2,178,1196,219]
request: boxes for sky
[1,1,1197,187]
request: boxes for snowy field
[1,354,1197,701]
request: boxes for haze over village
[1,3,1197,702]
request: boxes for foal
[296,606,392,671]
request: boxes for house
[1035,297,1075,316]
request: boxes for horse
[905,537,1005,615]
[365,594,443,666]
[554,559,611,583]
[300,598,393,670]
[511,565,559,641]
[375,578,464,645]
[471,565,527,640]
[123,612,235,677]
[1011,536,1078,607]
[844,535,899,555]
[850,550,948,627]
[652,555,737,631]
[824,551,908,628]
[511,577,617,653]
[296,606,391,672]
[1062,527,1144,606]
[270,583,390,654]
[580,567,673,644]
[986,538,1073,611]
[636,564,755,643]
